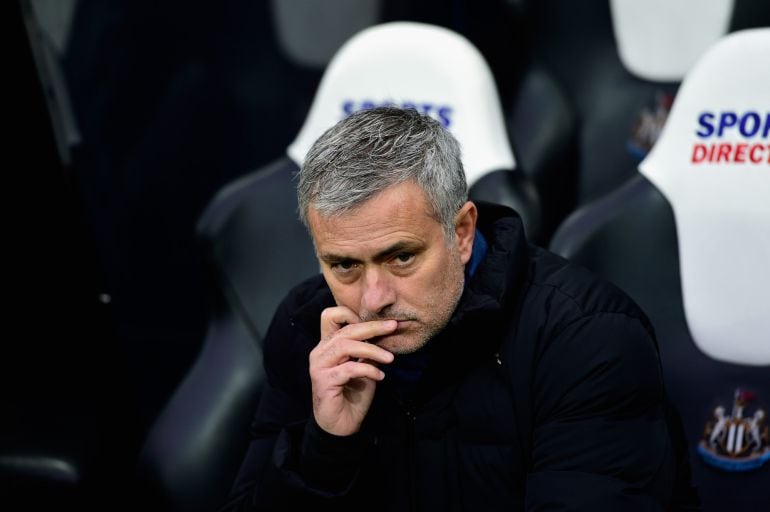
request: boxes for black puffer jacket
[221,203,695,511]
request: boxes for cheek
[410,254,460,300]
[333,288,360,310]
[324,275,361,310]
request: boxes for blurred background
[3,0,769,510]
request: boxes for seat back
[638,29,769,364]
[2,2,138,508]
[289,22,515,186]
[550,28,770,509]
[289,21,541,239]
[511,0,754,237]
[610,0,734,81]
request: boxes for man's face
[308,180,476,354]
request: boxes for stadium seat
[136,21,540,511]
[550,28,770,510]
[204,20,540,338]
[2,1,135,508]
[509,0,768,238]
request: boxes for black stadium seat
[2,1,135,508]
[136,21,541,511]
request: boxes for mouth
[390,319,418,335]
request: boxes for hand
[309,306,397,436]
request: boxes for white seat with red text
[550,28,770,509]
[508,0,764,237]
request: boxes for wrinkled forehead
[308,181,443,246]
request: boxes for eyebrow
[319,241,422,264]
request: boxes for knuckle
[325,343,339,360]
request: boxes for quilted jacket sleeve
[524,312,677,511]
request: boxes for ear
[454,201,477,264]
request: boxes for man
[222,107,696,511]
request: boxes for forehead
[308,181,442,256]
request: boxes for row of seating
[551,28,770,509]
[5,0,769,510]
[150,14,769,512]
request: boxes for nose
[360,267,396,317]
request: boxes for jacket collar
[449,201,529,328]
[404,202,528,403]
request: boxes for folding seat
[2,1,137,508]
[510,0,769,239]
[60,1,473,455]
[136,21,540,511]
[549,28,770,509]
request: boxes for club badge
[698,389,770,472]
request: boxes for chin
[376,332,429,355]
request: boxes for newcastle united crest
[698,389,770,472]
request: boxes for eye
[390,253,415,266]
[331,260,358,274]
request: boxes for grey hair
[297,106,467,240]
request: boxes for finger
[320,306,361,339]
[313,338,395,367]
[334,319,398,343]
[322,361,386,386]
